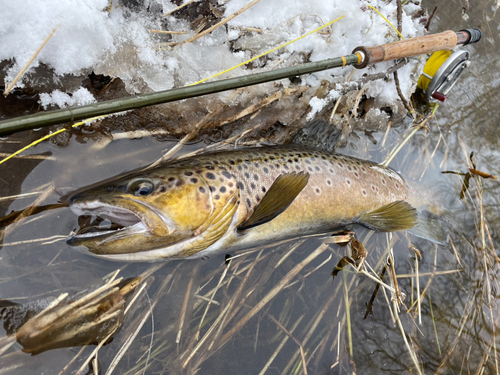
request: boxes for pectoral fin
[357,201,417,232]
[237,172,309,231]
[178,192,239,257]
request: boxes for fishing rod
[0,28,482,137]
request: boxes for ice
[0,0,426,111]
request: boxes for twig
[394,70,414,117]
[258,314,305,375]
[150,30,188,34]
[4,27,57,96]
[267,314,308,375]
[175,0,263,46]
[163,0,198,17]
[195,259,232,340]
[425,6,438,31]
[176,264,199,347]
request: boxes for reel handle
[353,29,482,69]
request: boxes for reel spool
[417,50,470,102]
[417,28,481,103]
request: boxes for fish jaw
[66,197,190,255]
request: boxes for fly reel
[417,28,482,103]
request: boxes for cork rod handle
[353,30,459,69]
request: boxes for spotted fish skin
[67,145,431,262]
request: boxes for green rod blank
[0,54,360,136]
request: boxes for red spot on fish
[381,178,386,185]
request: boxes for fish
[66,144,442,262]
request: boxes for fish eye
[130,180,154,196]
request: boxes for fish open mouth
[68,202,148,243]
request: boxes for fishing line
[417,50,452,92]
[0,17,345,167]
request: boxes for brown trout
[66,145,440,262]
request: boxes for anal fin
[357,201,417,232]
[237,172,309,231]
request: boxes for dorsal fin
[237,172,309,231]
[356,201,417,232]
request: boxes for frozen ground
[0,0,427,135]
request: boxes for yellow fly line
[189,15,345,86]
[366,4,404,40]
[0,15,345,166]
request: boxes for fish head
[66,166,215,257]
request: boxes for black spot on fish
[295,165,301,170]
[230,190,234,195]
[206,166,215,170]
[270,156,275,160]
[263,167,269,173]
[338,163,343,168]
[206,173,216,180]
[199,187,206,193]
[315,166,320,171]
[228,182,234,188]
[254,163,259,168]
[229,160,235,165]
[236,182,245,190]
[159,186,167,193]
[243,164,248,170]
[294,158,299,162]
[190,178,198,183]
[246,198,251,207]
[176,180,184,187]
[321,156,326,160]
[327,179,332,186]
[222,171,231,179]
[237,165,242,171]
[210,186,216,192]
[168,177,175,182]
[196,170,203,174]
[284,165,290,170]
[347,166,352,171]
[244,172,250,179]
[262,186,266,193]
[220,186,226,193]
[308,167,313,172]
[362,189,367,196]
[305,160,311,165]
[354,172,359,178]
[253,174,259,181]
[250,183,256,189]
[215,195,220,200]
[256,195,261,202]
[287,159,292,163]
[315,187,321,195]
[184,171,193,176]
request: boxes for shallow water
[1,0,500,374]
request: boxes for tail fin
[408,211,448,245]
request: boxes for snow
[0,0,426,111]
[39,87,96,109]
